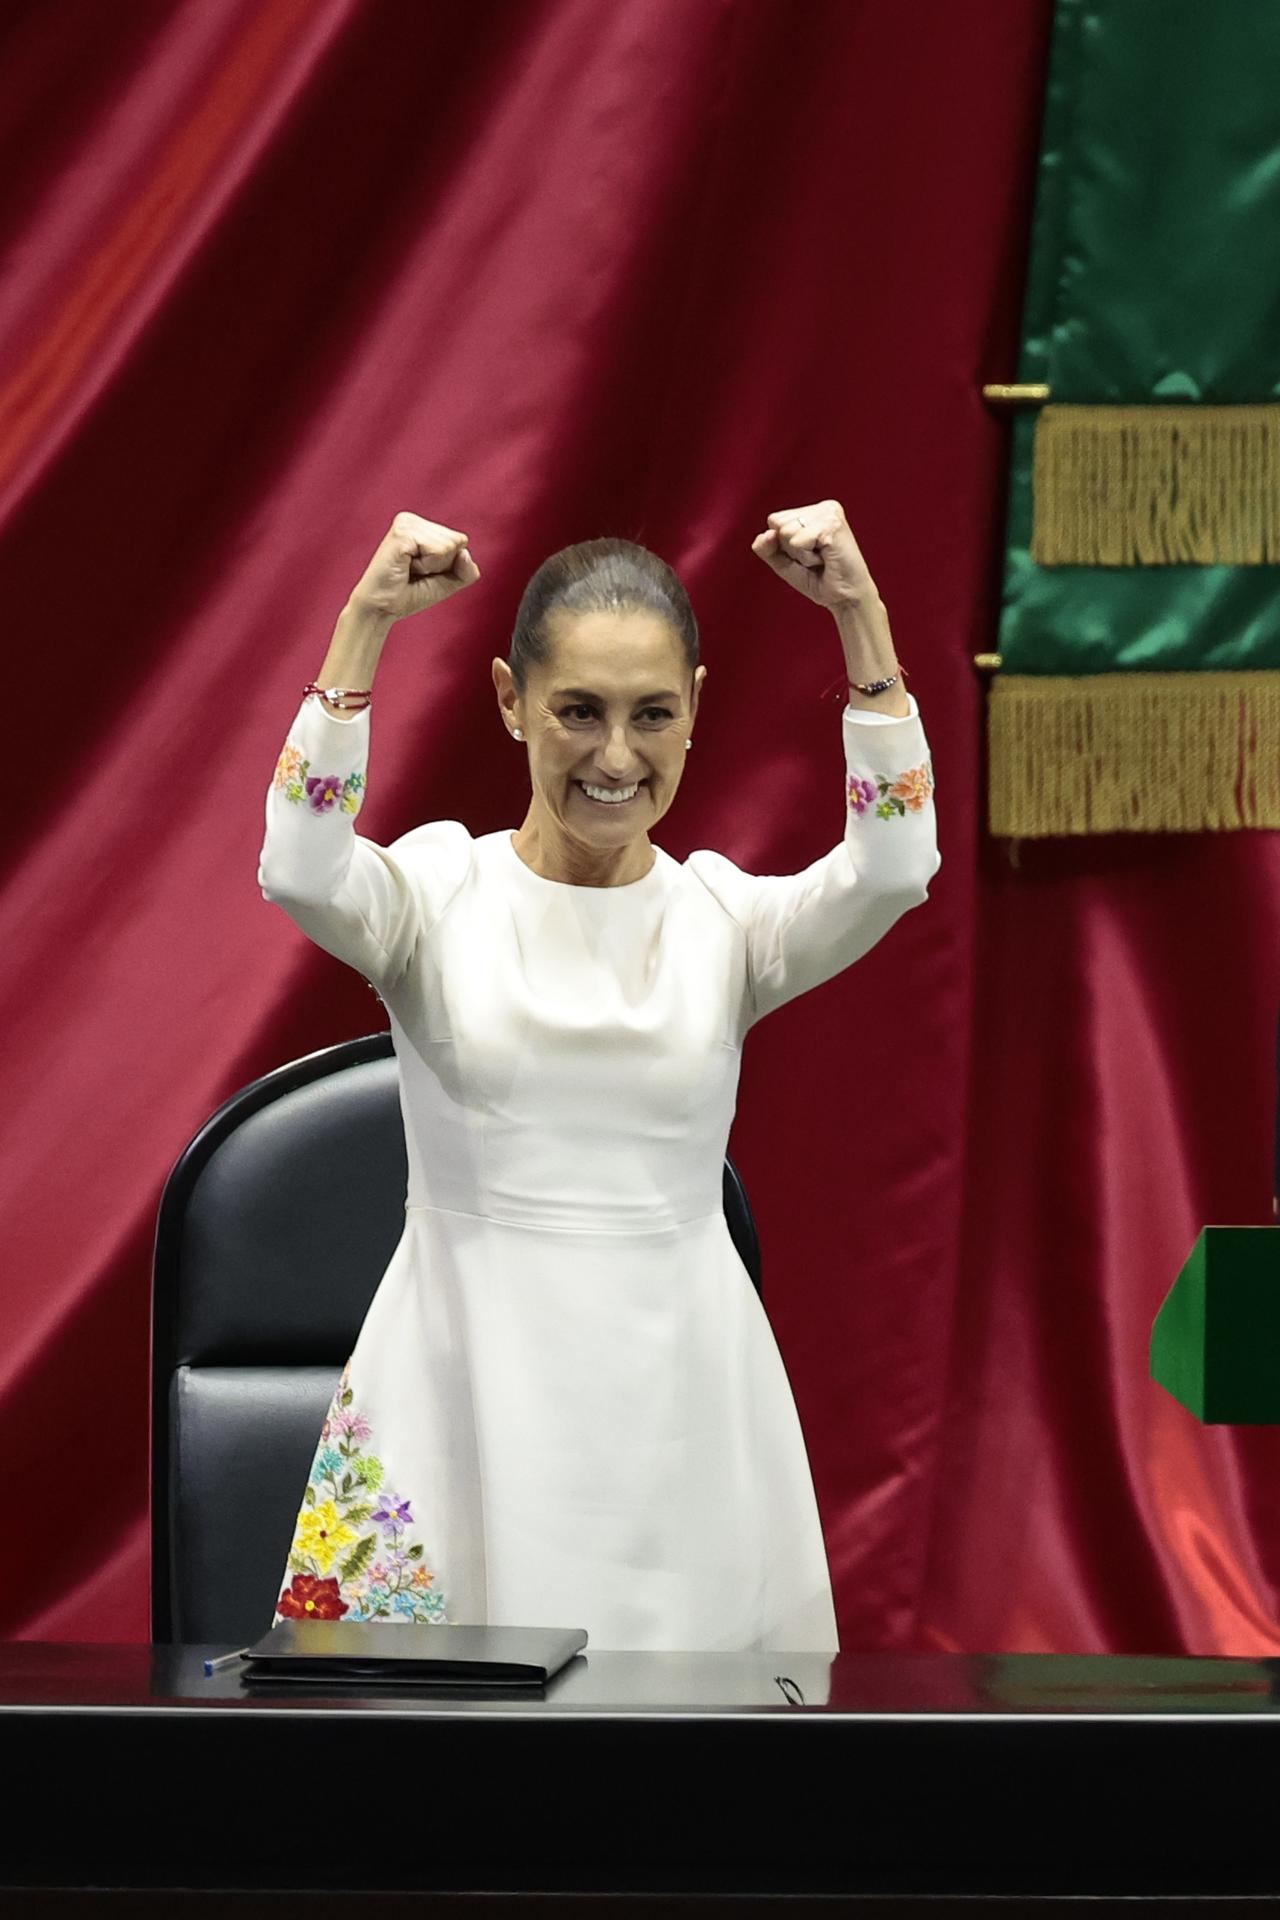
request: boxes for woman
[258,501,939,1652]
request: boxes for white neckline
[498,830,666,895]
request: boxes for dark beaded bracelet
[820,663,908,701]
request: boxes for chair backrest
[150,1030,763,1645]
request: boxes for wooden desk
[4,1643,1280,1907]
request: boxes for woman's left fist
[751,500,875,610]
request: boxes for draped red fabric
[4,0,1277,1652]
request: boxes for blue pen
[203,1647,250,1676]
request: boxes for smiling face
[493,607,705,884]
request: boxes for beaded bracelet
[303,683,373,709]
[821,663,909,701]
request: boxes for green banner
[990,0,1280,835]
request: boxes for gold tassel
[1032,405,1280,565]
[988,671,1280,836]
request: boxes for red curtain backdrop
[4,0,1278,1652]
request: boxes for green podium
[1150,1227,1280,1423]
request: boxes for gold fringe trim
[1032,404,1280,565]
[988,672,1280,836]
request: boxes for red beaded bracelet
[303,683,373,709]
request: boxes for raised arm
[258,513,482,994]
[689,500,940,1027]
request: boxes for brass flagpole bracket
[982,383,1050,406]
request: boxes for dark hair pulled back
[508,537,698,695]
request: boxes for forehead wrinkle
[551,685,681,704]
[547,614,687,685]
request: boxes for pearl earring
[512,727,524,741]
[684,738,692,751]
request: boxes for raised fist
[751,500,876,610]
[349,511,482,622]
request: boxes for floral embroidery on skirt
[275,1363,447,1624]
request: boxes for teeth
[580,781,639,804]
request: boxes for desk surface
[6,1645,1280,1901]
[3,1640,1280,1717]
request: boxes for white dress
[258,686,939,1651]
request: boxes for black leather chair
[150,1030,764,1646]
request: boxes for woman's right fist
[349,511,482,623]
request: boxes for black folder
[240,1619,588,1688]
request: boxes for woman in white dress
[258,501,939,1652]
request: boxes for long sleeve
[258,693,473,996]
[687,691,940,1028]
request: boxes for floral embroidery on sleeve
[273,740,367,816]
[847,757,934,820]
[275,1365,446,1625]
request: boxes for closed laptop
[241,1619,588,1687]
